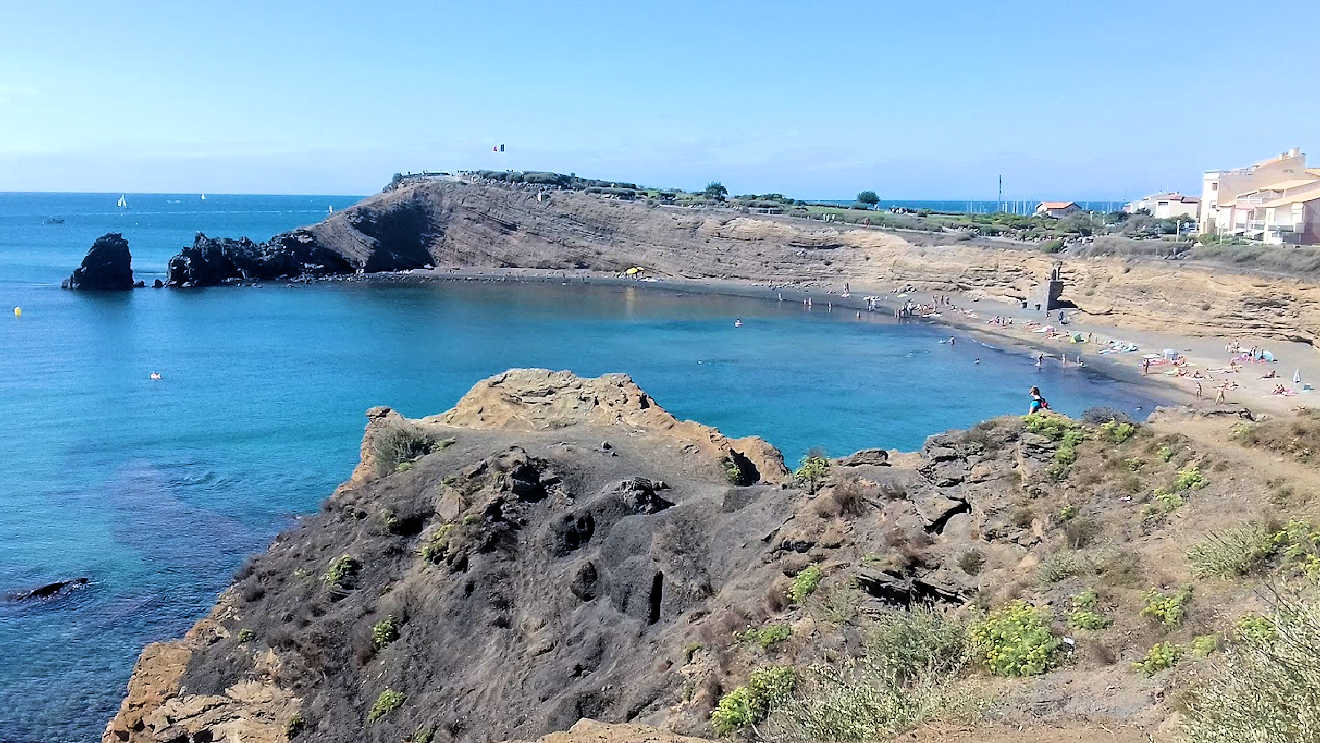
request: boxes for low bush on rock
[740,623,793,650]
[789,565,823,604]
[1187,524,1275,578]
[1141,587,1193,627]
[1182,594,1320,741]
[321,554,360,590]
[794,455,830,494]
[1099,419,1136,443]
[711,666,797,735]
[762,609,973,741]
[1133,641,1181,676]
[372,615,399,650]
[970,601,1061,676]
[373,422,449,476]
[367,689,405,723]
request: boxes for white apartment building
[1200,148,1320,244]
[1123,193,1200,219]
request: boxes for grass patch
[740,623,793,650]
[763,608,975,741]
[372,615,399,650]
[1141,587,1193,627]
[970,601,1061,676]
[1182,594,1320,741]
[1274,519,1320,581]
[1175,465,1208,491]
[372,422,451,476]
[711,666,797,735]
[238,628,255,643]
[419,523,454,564]
[1099,419,1136,443]
[789,565,824,604]
[367,689,405,723]
[285,712,304,739]
[1039,551,1092,583]
[1187,523,1275,578]
[321,554,360,590]
[1133,641,1181,676]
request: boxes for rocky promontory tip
[62,233,136,290]
[166,232,354,286]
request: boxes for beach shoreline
[288,265,1212,416]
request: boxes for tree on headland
[704,181,728,199]
[857,191,879,207]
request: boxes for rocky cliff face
[108,370,1293,743]
[163,179,1320,345]
[63,233,136,290]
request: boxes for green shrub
[1234,613,1276,644]
[372,615,399,650]
[285,713,304,739]
[1124,457,1145,471]
[1100,419,1136,443]
[741,623,793,650]
[1176,465,1208,491]
[1182,596,1320,741]
[1187,524,1275,578]
[372,423,452,476]
[410,727,434,743]
[1071,589,1099,609]
[970,601,1061,676]
[1069,609,1112,630]
[321,554,360,589]
[710,666,796,734]
[1153,487,1184,512]
[789,565,824,604]
[1133,642,1181,675]
[1273,518,1320,581]
[1058,504,1078,521]
[956,549,985,575]
[1190,634,1220,657]
[1141,587,1193,626]
[1023,413,1083,442]
[367,689,405,723]
[1041,238,1065,254]
[1157,444,1174,462]
[762,609,972,741]
[419,524,454,564]
[794,455,830,494]
[238,628,255,643]
[1039,551,1091,583]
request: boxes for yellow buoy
[12,306,19,318]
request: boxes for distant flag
[499,144,505,152]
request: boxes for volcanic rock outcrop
[63,233,136,290]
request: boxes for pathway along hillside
[104,369,1320,743]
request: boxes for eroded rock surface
[63,233,134,290]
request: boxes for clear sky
[2,0,1316,199]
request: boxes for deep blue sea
[0,193,1161,742]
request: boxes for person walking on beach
[1142,357,1151,375]
[1029,386,1049,415]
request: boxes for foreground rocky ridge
[105,370,1320,743]
[155,178,1320,345]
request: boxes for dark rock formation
[62,233,133,290]
[166,232,354,286]
[6,577,90,602]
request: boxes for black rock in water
[62,233,134,290]
[6,577,90,602]
[166,232,354,287]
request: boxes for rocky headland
[103,369,1320,743]
[123,176,1320,346]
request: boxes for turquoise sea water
[0,193,1162,742]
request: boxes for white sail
[117,194,127,208]
[200,193,206,200]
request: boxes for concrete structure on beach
[1123,193,1199,219]
[1200,148,1320,244]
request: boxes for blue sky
[1,0,1316,199]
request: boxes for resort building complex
[1200,148,1320,244]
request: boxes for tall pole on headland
[998,174,1003,213]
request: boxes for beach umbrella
[625,267,642,275]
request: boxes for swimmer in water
[149,372,162,381]
[734,318,743,328]
[974,357,982,364]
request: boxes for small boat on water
[200,193,206,200]
[116,194,127,208]
[44,217,64,224]
[327,205,334,215]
